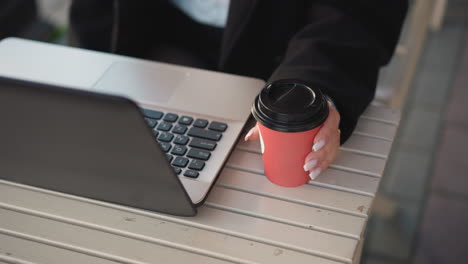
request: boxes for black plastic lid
[252,79,329,132]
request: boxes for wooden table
[0,39,400,264]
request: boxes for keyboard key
[152,130,159,137]
[187,148,211,161]
[171,145,187,156]
[178,116,193,125]
[188,127,222,141]
[165,154,173,162]
[208,121,228,132]
[158,132,174,142]
[174,167,182,175]
[145,118,158,128]
[172,157,189,167]
[184,170,199,178]
[188,160,205,171]
[193,119,208,128]
[159,142,171,152]
[163,113,179,122]
[189,138,217,151]
[157,122,172,131]
[173,135,189,145]
[172,124,187,134]
[142,109,163,120]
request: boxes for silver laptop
[0,38,264,216]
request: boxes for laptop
[0,38,264,216]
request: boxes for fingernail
[313,140,326,152]
[303,159,317,171]
[309,168,322,180]
[244,129,253,141]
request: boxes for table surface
[0,39,400,264]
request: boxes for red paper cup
[252,79,329,187]
[257,122,322,186]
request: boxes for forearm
[269,0,408,143]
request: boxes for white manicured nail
[303,159,317,171]
[244,129,253,141]
[313,140,326,152]
[309,168,322,180]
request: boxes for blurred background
[1,0,467,263]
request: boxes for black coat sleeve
[269,0,408,143]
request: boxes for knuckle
[308,150,324,161]
[305,152,318,162]
[318,159,329,170]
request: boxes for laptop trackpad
[93,61,186,104]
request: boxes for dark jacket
[70,0,408,143]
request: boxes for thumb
[244,125,260,141]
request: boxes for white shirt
[170,0,230,28]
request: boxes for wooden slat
[341,134,392,158]
[0,209,233,264]
[206,186,365,239]
[191,207,355,262]
[312,169,380,196]
[354,119,397,141]
[332,150,386,177]
[218,168,372,217]
[0,255,35,264]
[0,182,343,264]
[0,233,118,264]
[363,105,401,124]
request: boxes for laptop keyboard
[141,108,228,179]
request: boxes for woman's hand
[244,103,341,180]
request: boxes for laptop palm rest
[93,61,186,105]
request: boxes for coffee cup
[251,79,329,187]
